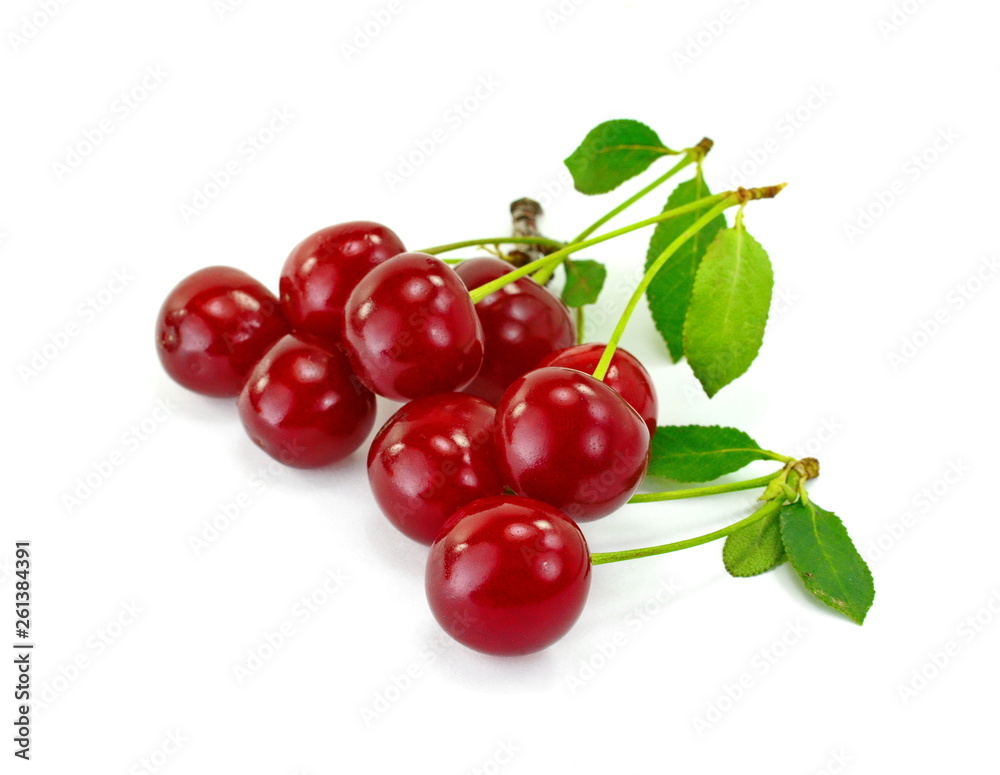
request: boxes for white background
[3,0,998,772]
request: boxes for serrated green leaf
[647,425,772,483]
[683,225,773,397]
[780,500,875,625]
[724,507,786,577]
[644,173,727,362]
[561,259,606,307]
[564,120,671,195]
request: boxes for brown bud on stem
[793,457,821,481]
[693,137,714,157]
[735,183,787,203]
[508,198,557,269]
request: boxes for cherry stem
[595,463,805,566]
[591,196,735,381]
[628,471,783,503]
[574,155,696,243]
[591,182,786,382]
[531,143,710,285]
[466,192,731,304]
[590,498,784,565]
[418,235,565,255]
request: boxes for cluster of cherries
[156,221,659,655]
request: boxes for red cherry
[426,495,591,655]
[238,334,376,468]
[454,257,575,405]
[537,344,658,437]
[156,266,289,397]
[367,394,504,545]
[279,221,405,347]
[343,253,484,401]
[495,367,650,522]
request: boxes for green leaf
[647,425,773,483]
[724,507,786,577]
[683,224,773,397]
[779,500,875,625]
[644,173,727,362]
[564,120,672,195]
[561,259,607,307]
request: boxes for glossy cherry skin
[279,222,405,348]
[426,496,591,655]
[238,334,376,468]
[343,253,485,401]
[156,266,290,396]
[367,394,505,545]
[495,367,650,522]
[537,344,658,437]
[454,257,576,405]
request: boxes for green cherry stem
[591,182,786,381]
[590,497,784,565]
[593,457,813,566]
[591,196,735,381]
[417,235,565,255]
[576,139,714,242]
[467,192,731,304]
[628,471,783,503]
